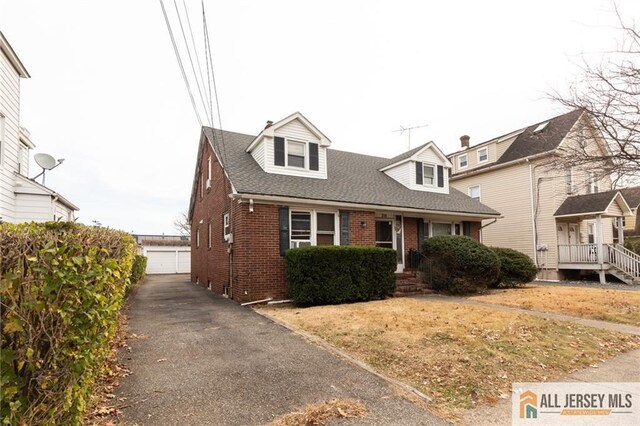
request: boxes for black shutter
[274,137,285,166]
[340,211,350,245]
[417,219,425,247]
[309,143,319,171]
[463,221,471,237]
[416,161,423,185]
[279,207,290,255]
[437,165,444,187]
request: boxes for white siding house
[0,31,78,223]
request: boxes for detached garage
[141,239,191,274]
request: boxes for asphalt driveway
[115,275,447,425]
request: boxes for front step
[394,271,433,297]
[608,269,640,286]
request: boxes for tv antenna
[33,153,65,186]
[392,123,428,150]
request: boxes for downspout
[527,160,538,266]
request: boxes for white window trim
[208,155,212,180]
[458,153,468,169]
[469,185,481,201]
[0,113,5,166]
[588,172,599,193]
[285,139,308,170]
[208,223,212,248]
[477,147,488,163]
[422,163,436,187]
[289,209,339,247]
[430,221,458,236]
[223,213,231,240]
[196,228,200,248]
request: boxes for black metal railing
[407,249,433,287]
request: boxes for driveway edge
[253,307,434,404]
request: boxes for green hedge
[490,247,538,288]
[130,254,148,284]
[285,246,396,306]
[624,237,640,256]
[0,222,136,425]
[422,236,500,294]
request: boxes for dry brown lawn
[471,286,640,326]
[266,399,366,426]
[258,298,640,420]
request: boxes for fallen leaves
[266,399,366,426]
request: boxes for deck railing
[558,244,598,263]
[606,244,640,280]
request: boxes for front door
[376,217,404,272]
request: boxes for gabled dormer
[379,142,452,194]
[245,112,331,179]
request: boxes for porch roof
[554,191,632,218]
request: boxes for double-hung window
[223,213,231,240]
[588,172,599,193]
[287,141,306,168]
[290,211,336,247]
[423,164,435,185]
[478,147,488,163]
[458,154,468,169]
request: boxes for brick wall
[403,217,419,264]
[347,210,376,245]
[190,141,231,294]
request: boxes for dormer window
[423,164,435,186]
[458,154,468,169]
[287,140,305,168]
[274,136,320,171]
[478,147,488,163]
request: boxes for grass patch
[266,399,366,426]
[258,298,640,419]
[471,286,640,326]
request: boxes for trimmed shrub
[285,246,396,306]
[625,237,640,256]
[1,222,136,425]
[130,254,148,284]
[422,236,500,294]
[490,247,538,288]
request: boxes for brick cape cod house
[188,112,500,303]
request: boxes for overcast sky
[1,1,638,234]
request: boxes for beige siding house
[0,32,78,223]
[448,110,638,285]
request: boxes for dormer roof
[379,141,452,172]
[245,111,331,153]
[0,31,30,78]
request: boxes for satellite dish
[34,153,57,170]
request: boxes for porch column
[617,216,624,246]
[595,214,606,284]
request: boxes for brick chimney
[265,120,274,129]
[460,135,470,149]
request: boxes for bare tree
[549,7,640,187]
[173,212,191,236]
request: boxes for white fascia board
[605,192,633,216]
[230,192,500,219]
[246,111,331,153]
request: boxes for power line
[182,0,211,124]
[159,0,203,127]
[173,0,211,125]
[202,2,227,164]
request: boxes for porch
[558,243,640,285]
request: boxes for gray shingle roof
[450,109,584,175]
[554,190,623,217]
[204,128,499,217]
[381,142,431,168]
[620,186,640,210]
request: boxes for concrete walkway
[410,294,640,425]
[415,294,640,336]
[115,275,447,426]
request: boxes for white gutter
[450,151,552,181]
[229,193,500,220]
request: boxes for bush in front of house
[285,246,396,306]
[422,235,500,294]
[130,254,148,284]
[624,237,640,256]
[490,247,538,288]
[0,221,136,425]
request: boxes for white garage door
[177,251,191,273]
[146,251,179,274]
